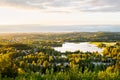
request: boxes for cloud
[0,0,120,12]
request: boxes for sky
[0,0,120,32]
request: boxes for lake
[53,42,103,53]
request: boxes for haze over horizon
[0,0,120,32]
[0,25,119,33]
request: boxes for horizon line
[0,24,120,26]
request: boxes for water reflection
[54,42,103,53]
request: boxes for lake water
[53,42,103,53]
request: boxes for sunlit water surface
[53,42,103,53]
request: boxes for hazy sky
[0,0,120,26]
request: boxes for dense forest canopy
[0,32,120,80]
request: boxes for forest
[0,32,120,80]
